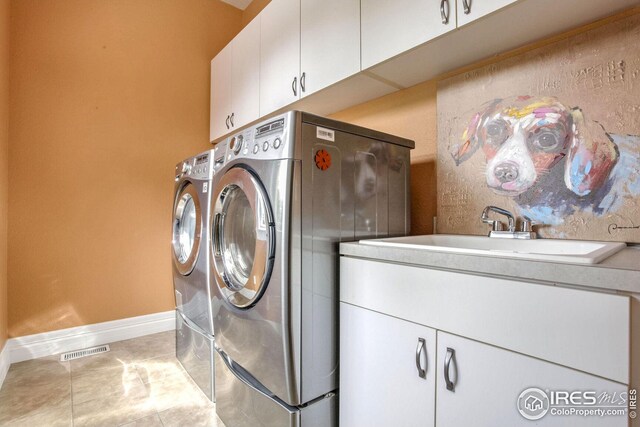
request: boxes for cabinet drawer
[340,257,630,383]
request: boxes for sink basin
[359,234,626,264]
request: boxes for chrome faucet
[481,206,536,239]
[481,206,515,232]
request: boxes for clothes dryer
[210,112,414,425]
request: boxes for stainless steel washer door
[172,183,202,275]
[212,166,275,309]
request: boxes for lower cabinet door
[339,303,436,427]
[436,332,628,427]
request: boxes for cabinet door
[300,0,360,97]
[231,16,260,130]
[259,0,300,116]
[436,332,628,427]
[340,303,436,427]
[361,0,456,69]
[456,0,518,27]
[210,44,233,142]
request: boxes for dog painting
[449,95,640,226]
[437,13,640,242]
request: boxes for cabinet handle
[225,115,230,129]
[415,338,427,379]
[440,0,450,24]
[444,347,456,391]
[230,112,234,127]
[462,0,471,14]
[292,76,297,96]
[301,72,306,93]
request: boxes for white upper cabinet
[210,44,233,142]
[300,0,361,97]
[211,0,638,142]
[210,17,260,142]
[259,0,301,116]
[361,0,456,70]
[231,17,260,131]
[456,0,518,27]
[365,0,638,88]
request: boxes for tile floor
[0,331,224,426]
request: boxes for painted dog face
[451,96,619,197]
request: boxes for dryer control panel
[217,112,295,166]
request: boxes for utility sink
[359,235,626,264]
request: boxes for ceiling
[220,0,252,10]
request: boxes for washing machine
[172,148,218,401]
[209,111,414,426]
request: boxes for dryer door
[172,182,202,275]
[211,166,275,309]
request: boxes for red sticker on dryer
[315,149,331,171]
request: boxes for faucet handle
[520,217,538,239]
[481,214,504,232]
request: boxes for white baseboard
[6,310,176,365]
[0,341,10,389]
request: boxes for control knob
[230,134,244,154]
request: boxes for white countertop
[339,240,640,294]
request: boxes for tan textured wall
[8,0,242,337]
[0,0,9,350]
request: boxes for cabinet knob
[415,338,427,379]
[230,112,235,127]
[225,115,230,129]
[301,72,306,93]
[292,76,297,96]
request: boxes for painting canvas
[437,13,640,242]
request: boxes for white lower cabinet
[340,303,436,427]
[436,331,627,427]
[339,257,631,426]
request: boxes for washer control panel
[175,150,213,181]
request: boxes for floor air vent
[60,344,110,362]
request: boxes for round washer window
[172,183,202,275]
